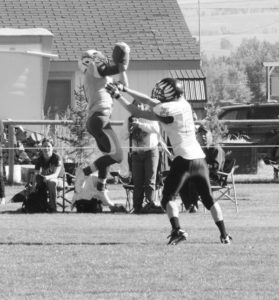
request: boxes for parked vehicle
[218,103,279,161]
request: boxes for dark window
[220,108,249,120]
[252,107,279,119]
[45,80,71,118]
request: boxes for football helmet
[78,49,109,73]
[151,78,184,102]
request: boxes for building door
[45,80,71,119]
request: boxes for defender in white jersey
[106,78,232,244]
[75,44,130,213]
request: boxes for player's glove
[105,83,121,99]
[113,81,127,92]
[112,42,130,71]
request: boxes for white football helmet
[78,49,109,73]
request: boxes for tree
[232,38,279,102]
[204,100,228,144]
[202,54,252,106]
[50,83,96,165]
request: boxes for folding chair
[111,153,166,213]
[211,158,239,212]
[56,162,77,212]
[264,159,279,180]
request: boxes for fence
[1,119,279,184]
[1,120,124,184]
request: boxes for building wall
[0,29,53,127]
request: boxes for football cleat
[167,229,188,245]
[95,188,112,206]
[74,167,86,193]
[220,234,232,244]
[189,204,198,213]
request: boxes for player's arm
[106,83,173,123]
[118,95,159,121]
[87,60,125,78]
[98,42,131,81]
[113,83,159,108]
[124,87,159,108]
[106,83,158,120]
[98,64,124,77]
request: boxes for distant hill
[177,0,279,57]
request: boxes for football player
[75,42,130,213]
[106,78,232,244]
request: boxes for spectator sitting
[32,138,63,212]
[196,125,226,184]
[185,125,226,213]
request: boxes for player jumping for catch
[75,42,130,213]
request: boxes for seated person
[32,138,63,212]
[197,125,226,184]
[182,125,226,212]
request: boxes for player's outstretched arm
[105,83,158,121]
[113,83,159,108]
[118,71,128,88]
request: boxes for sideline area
[1,179,278,214]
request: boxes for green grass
[0,184,278,299]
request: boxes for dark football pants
[161,156,215,210]
[86,112,123,179]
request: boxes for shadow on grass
[0,241,131,246]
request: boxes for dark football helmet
[151,78,184,102]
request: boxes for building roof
[0,0,199,62]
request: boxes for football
[112,42,130,69]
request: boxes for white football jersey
[83,61,113,117]
[153,99,205,160]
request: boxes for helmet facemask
[78,49,109,73]
[151,78,184,102]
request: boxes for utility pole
[198,0,201,57]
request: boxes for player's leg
[76,112,125,212]
[92,116,125,211]
[179,179,199,212]
[161,157,189,245]
[194,158,232,244]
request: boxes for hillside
[177,0,279,57]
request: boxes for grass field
[0,183,278,299]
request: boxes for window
[252,107,279,119]
[45,80,71,118]
[220,108,249,120]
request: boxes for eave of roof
[0,0,200,62]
